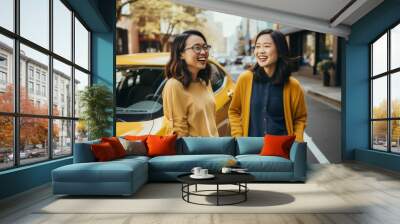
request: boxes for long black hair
[252,29,298,84]
[165,30,211,88]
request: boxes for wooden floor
[1,162,400,224]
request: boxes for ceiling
[173,0,384,38]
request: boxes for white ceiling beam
[173,0,351,38]
[330,0,368,27]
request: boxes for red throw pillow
[260,134,296,159]
[101,137,126,158]
[146,135,177,157]
[91,142,117,162]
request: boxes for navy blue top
[248,68,287,137]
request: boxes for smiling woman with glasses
[184,44,212,54]
[162,30,219,137]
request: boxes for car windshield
[116,67,165,121]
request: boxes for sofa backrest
[235,137,263,155]
[73,140,100,163]
[177,137,235,155]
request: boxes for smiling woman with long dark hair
[162,30,219,137]
[228,29,307,141]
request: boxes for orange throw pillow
[91,142,117,162]
[146,135,177,157]
[101,137,126,158]
[260,134,296,159]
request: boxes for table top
[177,172,255,185]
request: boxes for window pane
[391,120,400,153]
[74,69,89,118]
[75,18,89,70]
[53,0,72,60]
[20,0,49,49]
[20,117,49,165]
[0,116,14,170]
[53,59,72,117]
[391,72,400,118]
[210,63,225,92]
[391,24,400,70]
[372,76,387,119]
[75,120,88,143]
[0,35,14,113]
[372,121,388,151]
[53,119,72,158]
[372,33,387,76]
[20,44,49,115]
[0,0,14,31]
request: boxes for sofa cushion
[115,155,150,164]
[91,142,118,161]
[52,159,147,183]
[236,155,293,172]
[147,135,177,157]
[73,140,101,163]
[119,138,147,156]
[124,135,149,148]
[177,137,235,155]
[101,137,127,158]
[236,137,263,155]
[148,154,235,172]
[260,135,296,159]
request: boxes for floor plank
[1,162,400,224]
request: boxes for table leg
[195,184,197,192]
[245,183,247,201]
[187,184,190,202]
[217,184,219,206]
[181,184,183,199]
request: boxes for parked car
[242,56,254,69]
[116,53,235,136]
[228,64,247,82]
[234,56,243,65]
[216,56,228,66]
[7,150,31,161]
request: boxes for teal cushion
[149,154,235,172]
[73,139,101,163]
[116,155,150,163]
[236,137,264,155]
[236,155,293,172]
[52,159,146,183]
[177,137,235,155]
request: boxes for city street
[304,94,341,164]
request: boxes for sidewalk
[293,75,341,109]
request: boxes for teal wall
[0,0,116,200]
[0,158,72,199]
[344,0,400,171]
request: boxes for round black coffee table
[177,173,255,206]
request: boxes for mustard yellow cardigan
[228,70,307,142]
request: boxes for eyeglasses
[184,44,212,54]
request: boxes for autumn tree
[117,0,205,51]
[0,85,14,150]
[0,84,59,152]
[372,99,400,143]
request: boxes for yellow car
[116,53,235,136]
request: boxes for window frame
[369,19,400,154]
[0,0,92,171]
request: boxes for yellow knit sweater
[162,78,219,137]
[228,70,307,142]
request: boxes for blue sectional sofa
[52,137,307,196]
